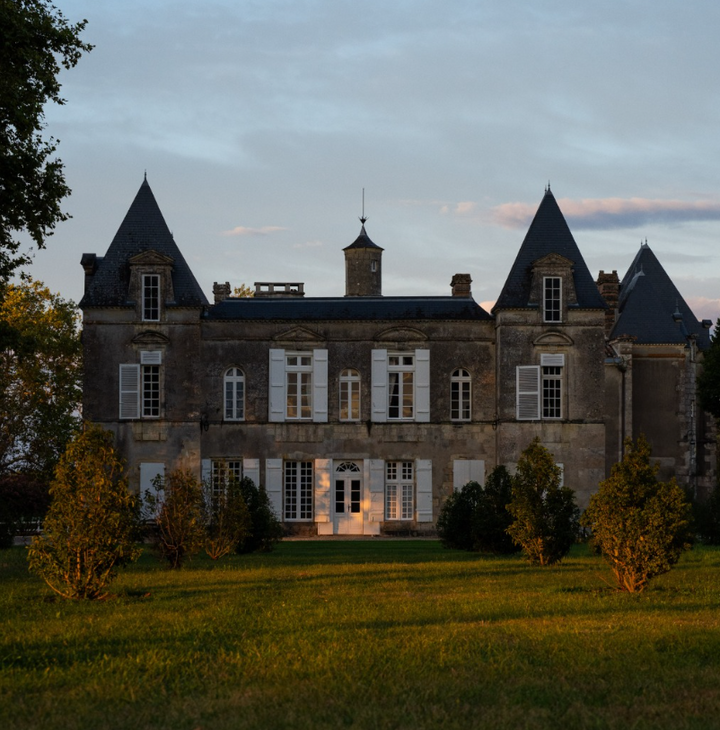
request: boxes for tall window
[339,368,361,421]
[210,460,242,504]
[386,461,414,520]
[543,276,561,322]
[286,353,312,419]
[224,368,245,421]
[451,368,471,421]
[542,366,562,419]
[284,460,313,520]
[143,274,160,321]
[388,354,414,420]
[142,365,160,417]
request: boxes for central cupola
[343,217,383,297]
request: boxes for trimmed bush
[236,478,283,554]
[581,435,693,592]
[204,475,252,560]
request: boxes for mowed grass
[2,542,720,730]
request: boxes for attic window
[143,274,160,321]
[543,277,561,322]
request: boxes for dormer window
[543,277,561,322]
[143,274,160,321]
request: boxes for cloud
[479,300,496,313]
[687,296,720,323]
[440,201,478,215]
[491,198,720,231]
[221,226,288,237]
[293,240,324,249]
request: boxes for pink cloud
[441,201,478,215]
[491,198,720,230]
[221,225,288,237]
[687,296,720,324]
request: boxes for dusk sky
[25,0,720,320]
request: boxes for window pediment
[132,330,170,345]
[273,326,325,343]
[533,331,574,347]
[375,327,428,343]
[532,253,574,270]
[129,250,174,267]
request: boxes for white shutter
[415,348,430,422]
[140,462,165,515]
[314,458,331,523]
[119,364,140,419]
[265,458,283,518]
[453,460,485,491]
[269,349,285,422]
[371,349,388,423]
[416,459,433,522]
[312,349,328,422]
[368,459,385,525]
[516,365,540,420]
[541,353,565,367]
[243,458,260,488]
[469,459,485,485]
[201,459,212,486]
[140,350,162,365]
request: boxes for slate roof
[79,178,208,308]
[205,296,491,321]
[611,243,710,348]
[493,189,606,312]
[343,223,383,250]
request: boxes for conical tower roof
[611,243,709,348]
[493,189,605,311]
[80,177,208,308]
[343,222,383,251]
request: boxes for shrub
[0,473,50,548]
[691,481,720,545]
[27,425,140,599]
[507,438,579,565]
[436,466,517,553]
[204,475,252,560]
[150,469,205,569]
[581,435,693,592]
[235,478,283,554]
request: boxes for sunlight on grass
[2,542,720,729]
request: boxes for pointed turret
[493,188,606,312]
[343,222,383,297]
[612,242,710,348]
[79,177,208,308]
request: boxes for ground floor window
[386,461,414,520]
[284,460,313,520]
[210,460,243,504]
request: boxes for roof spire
[359,188,367,225]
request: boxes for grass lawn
[2,541,720,730]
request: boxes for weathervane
[360,188,367,225]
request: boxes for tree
[581,436,693,593]
[436,466,518,553]
[233,284,254,298]
[507,438,579,565]
[204,472,252,560]
[149,469,205,569]
[27,425,140,599]
[697,318,720,419]
[0,279,82,480]
[235,478,283,554]
[0,0,92,282]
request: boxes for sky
[23,0,720,320]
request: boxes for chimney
[596,270,619,337]
[213,281,231,303]
[451,273,472,298]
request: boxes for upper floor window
[286,353,312,420]
[516,353,565,421]
[451,368,471,421]
[543,276,561,322]
[224,367,245,421]
[143,274,160,321]
[339,368,361,421]
[119,350,162,419]
[388,353,414,420]
[269,349,328,423]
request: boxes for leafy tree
[204,472,252,560]
[149,469,205,569]
[697,318,720,419]
[507,438,579,565]
[235,478,283,554]
[436,466,518,553]
[581,435,693,593]
[233,283,254,298]
[0,279,81,480]
[0,0,92,282]
[27,425,140,599]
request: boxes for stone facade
[79,180,716,536]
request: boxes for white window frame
[142,364,160,418]
[451,368,472,421]
[284,460,314,521]
[543,276,562,323]
[339,368,361,421]
[224,367,245,421]
[210,459,243,504]
[385,461,414,520]
[269,349,328,423]
[516,354,565,421]
[142,273,160,322]
[388,353,415,421]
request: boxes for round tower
[343,220,383,297]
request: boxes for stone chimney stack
[213,281,231,303]
[451,273,472,297]
[596,270,619,337]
